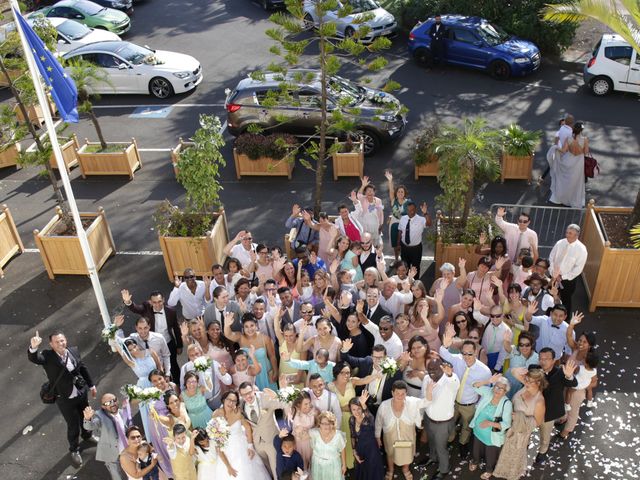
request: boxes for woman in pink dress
[286,390,318,469]
[355,177,384,246]
[305,211,339,265]
[408,292,445,351]
[206,320,235,393]
[298,318,342,362]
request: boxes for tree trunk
[88,106,108,150]
[462,160,474,227]
[628,189,640,230]
[0,57,70,224]
[313,19,328,218]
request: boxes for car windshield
[76,0,106,16]
[328,75,364,106]
[347,0,379,13]
[58,19,90,40]
[115,42,153,65]
[477,22,510,46]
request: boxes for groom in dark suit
[28,330,97,467]
[121,289,183,382]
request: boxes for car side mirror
[118,63,128,70]
[74,14,84,19]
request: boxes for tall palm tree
[541,0,640,229]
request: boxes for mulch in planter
[599,212,633,248]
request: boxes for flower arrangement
[206,417,231,448]
[193,356,212,373]
[365,90,396,105]
[380,357,398,376]
[121,384,163,402]
[276,386,302,404]
[101,323,118,343]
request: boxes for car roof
[63,40,130,57]
[599,34,632,47]
[30,17,66,28]
[236,69,322,91]
[425,15,485,27]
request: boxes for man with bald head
[83,393,131,480]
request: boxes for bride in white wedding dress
[214,390,272,480]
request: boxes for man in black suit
[121,289,183,382]
[340,343,403,415]
[363,286,391,326]
[28,330,97,467]
[277,286,301,328]
[429,13,447,67]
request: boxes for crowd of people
[28,171,599,480]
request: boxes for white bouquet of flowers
[380,357,398,376]
[206,417,231,448]
[365,90,395,105]
[121,384,163,402]
[276,386,302,404]
[193,356,212,373]
[101,323,118,343]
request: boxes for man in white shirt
[356,303,403,359]
[549,224,588,315]
[223,230,257,269]
[526,303,574,360]
[555,114,574,148]
[398,201,431,278]
[115,316,171,375]
[305,374,342,423]
[494,207,539,262]
[480,306,513,372]
[421,359,460,479]
[167,268,208,320]
[440,327,492,458]
[379,279,413,318]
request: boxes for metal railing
[489,204,586,258]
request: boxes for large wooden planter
[332,140,364,180]
[434,239,482,278]
[414,157,439,179]
[76,138,142,179]
[581,201,640,312]
[158,209,230,281]
[170,138,194,177]
[50,135,80,173]
[233,148,294,179]
[500,152,533,183]
[0,143,20,169]
[13,98,57,128]
[33,207,116,280]
[0,204,24,277]
[0,68,22,88]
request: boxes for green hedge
[383,0,577,55]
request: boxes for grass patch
[84,144,127,153]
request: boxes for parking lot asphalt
[0,1,639,479]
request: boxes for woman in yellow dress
[275,320,306,388]
[328,361,382,470]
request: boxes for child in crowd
[561,350,600,439]
[512,252,534,289]
[275,430,305,480]
[231,348,262,389]
[136,442,159,480]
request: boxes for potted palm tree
[500,124,541,182]
[413,121,440,178]
[233,132,298,179]
[155,114,229,281]
[66,59,141,179]
[431,117,503,269]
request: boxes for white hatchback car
[62,40,202,98]
[303,0,396,43]
[583,34,640,96]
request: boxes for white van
[583,34,640,96]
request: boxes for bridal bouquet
[206,417,231,448]
[193,356,212,373]
[101,323,119,343]
[121,385,163,402]
[380,357,398,376]
[276,386,302,404]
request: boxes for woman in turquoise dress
[310,411,347,480]
[385,170,411,261]
[180,370,213,429]
[341,242,364,283]
[116,338,162,441]
[224,313,278,391]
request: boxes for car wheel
[303,13,315,30]
[413,47,433,67]
[489,60,510,80]
[590,76,612,96]
[345,27,355,39]
[149,77,174,99]
[356,129,381,157]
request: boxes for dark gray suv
[225,69,406,155]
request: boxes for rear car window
[604,45,633,65]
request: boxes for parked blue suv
[408,15,541,79]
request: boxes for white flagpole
[10,1,112,330]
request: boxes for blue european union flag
[14,9,79,123]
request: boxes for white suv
[583,34,640,96]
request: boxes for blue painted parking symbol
[130,106,173,119]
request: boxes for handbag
[40,354,68,404]
[584,154,600,178]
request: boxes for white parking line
[93,103,225,109]
[138,148,172,152]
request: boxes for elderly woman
[469,375,513,479]
[429,259,467,326]
[309,411,347,480]
[502,331,538,398]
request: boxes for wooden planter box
[581,201,640,312]
[332,140,364,180]
[500,152,533,183]
[33,207,115,280]
[233,148,294,179]
[0,143,20,169]
[414,156,439,179]
[13,98,57,128]
[170,138,194,177]
[0,68,22,88]
[0,204,24,277]
[49,135,80,173]
[158,209,230,281]
[434,239,482,278]
[76,138,142,179]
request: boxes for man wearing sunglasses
[83,394,131,480]
[167,268,208,321]
[494,207,539,262]
[480,306,512,372]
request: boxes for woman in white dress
[213,391,271,480]
[191,427,236,480]
[550,122,589,208]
